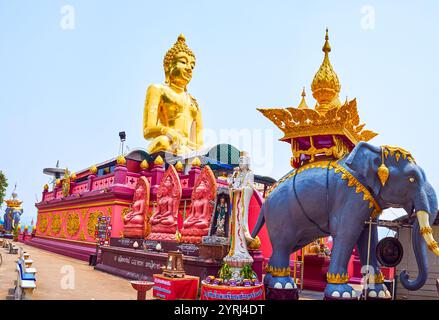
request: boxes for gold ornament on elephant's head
[377,147,390,186]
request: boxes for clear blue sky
[1,0,439,227]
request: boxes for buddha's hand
[163,127,183,147]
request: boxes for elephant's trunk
[400,183,438,290]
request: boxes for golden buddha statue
[143,34,204,155]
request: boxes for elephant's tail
[251,206,265,238]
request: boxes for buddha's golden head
[163,34,196,90]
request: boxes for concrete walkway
[0,242,153,300]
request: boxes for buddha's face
[195,182,207,198]
[135,186,144,198]
[162,176,174,195]
[239,156,250,170]
[169,52,195,88]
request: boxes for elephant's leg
[356,224,392,299]
[264,244,297,290]
[324,234,358,299]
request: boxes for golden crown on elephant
[258,29,378,168]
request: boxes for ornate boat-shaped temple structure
[29,146,273,280]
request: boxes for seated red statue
[123,176,150,238]
[181,166,217,243]
[147,165,182,241]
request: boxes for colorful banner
[153,274,199,300]
[200,282,265,300]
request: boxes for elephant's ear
[345,141,382,196]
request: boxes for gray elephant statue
[4,207,23,233]
[252,142,438,300]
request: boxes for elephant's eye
[409,177,416,183]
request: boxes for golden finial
[322,27,331,54]
[297,87,309,109]
[140,159,149,170]
[43,184,49,191]
[191,157,201,167]
[117,155,126,166]
[55,178,61,186]
[154,155,164,166]
[311,28,341,112]
[90,165,98,174]
[175,161,184,172]
[70,172,77,181]
[163,33,195,82]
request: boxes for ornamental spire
[297,87,309,109]
[311,28,341,113]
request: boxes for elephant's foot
[264,274,299,300]
[264,274,297,289]
[324,284,358,300]
[361,283,391,300]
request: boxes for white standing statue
[223,151,260,280]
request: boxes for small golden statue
[143,34,203,155]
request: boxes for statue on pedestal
[143,34,203,155]
[214,196,228,237]
[148,165,182,241]
[123,177,150,238]
[223,151,259,281]
[181,166,217,243]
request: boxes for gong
[376,237,404,267]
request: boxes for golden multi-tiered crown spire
[311,28,341,113]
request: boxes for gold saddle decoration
[266,161,382,219]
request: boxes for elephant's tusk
[416,211,439,257]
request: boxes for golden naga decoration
[258,29,377,168]
[326,272,349,284]
[143,34,204,155]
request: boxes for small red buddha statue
[123,176,150,238]
[147,165,182,241]
[181,166,217,243]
